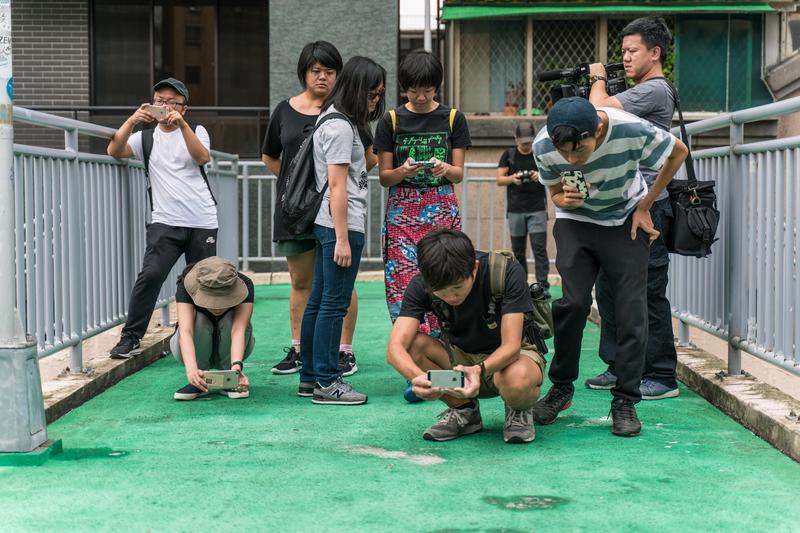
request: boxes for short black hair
[416,228,476,291]
[398,49,443,91]
[550,125,588,150]
[322,56,386,129]
[296,41,343,88]
[621,16,672,63]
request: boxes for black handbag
[661,80,720,258]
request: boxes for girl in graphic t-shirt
[373,50,472,337]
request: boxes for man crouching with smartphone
[387,228,545,443]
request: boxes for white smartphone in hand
[144,104,169,122]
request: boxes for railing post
[677,319,691,347]
[0,2,48,453]
[242,164,249,271]
[65,127,85,374]
[461,165,469,235]
[726,122,745,375]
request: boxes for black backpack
[141,126,217,211]
[280,112,350,236]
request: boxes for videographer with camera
[586,17,680,401]
[532,96,687,437]
[386,228,545,444]
[495,122,551,296]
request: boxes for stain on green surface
[1,283,800,532]
[483,495,568,510]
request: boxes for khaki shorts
[277,238,315,257]
[445,341,547,399]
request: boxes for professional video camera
[537,63,628,104]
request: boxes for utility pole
[424,0,432,52]
[0,0,48,454]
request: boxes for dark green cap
[153,78,189,103]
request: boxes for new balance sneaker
[312,377,368,405]
[174,384,209,401]
[532,383,574,425]
[610,398,641,437]
[339,351,358,377]
[503,404,535,444]
[271,347,302,375]
[109,334,141,359]
[422,401,483,441]
[585,369,618,390]
[640,378,679,400]
[404,380,423,403]
[297,381,315,398]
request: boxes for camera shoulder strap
[649,76,697,185]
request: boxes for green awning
[442,3,775,21]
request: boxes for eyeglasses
[368,88,385,100]
[153,98,187,109]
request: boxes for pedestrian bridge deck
[2,282,799,532]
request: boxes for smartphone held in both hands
[204,370,238,390]
[144,104,169,122]
[427,369,465,389]
[410,160,436,168]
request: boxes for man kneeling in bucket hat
[170,257,256,400]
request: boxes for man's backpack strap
[485,250,513,330]
[141,126,217,212]
[449,108,457,132]
[389,109,397,133]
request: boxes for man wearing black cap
[495,122,550,296]
[107,78,216,358]
[532,96,687,436]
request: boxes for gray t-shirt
[313,105,368,233]
[615,77,675,201]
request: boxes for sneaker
[640,378,679,400]
[109,334,140,359]
[173,384,209,401]
[585,369,618,390]
[297,381,315,398]
[312,377,368,405]
[610,398,641,437]
[532,384,574,425]
[223,388,249,399]
[504,404,535,444]
[339,351,358,377]
[271,347,302,375]
[422,401,483,441]
[404,380,423,403]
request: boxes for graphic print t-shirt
[373,104,471,188]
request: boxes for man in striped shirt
[532,96,687,437]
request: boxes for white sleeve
[127,131,144,161]
[194,125,211,151]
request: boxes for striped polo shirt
[533,107,676,226]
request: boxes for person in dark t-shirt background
[496,121,550,296]
[261,41,375,380]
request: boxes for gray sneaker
[312,377,368,405]
[297,381,315,398]
[422,401,483,441]
[585,369,617,390]
[503,404,535,444]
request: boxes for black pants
[550,216,650,402]
[121,223,218,339]
[596,199,677,388]
[510,232,550,287]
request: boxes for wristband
[231,360,244,371]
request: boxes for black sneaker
[339,351,358,377]
[297,381,315,397]
[271,347,302,375]
[173,384,209,401]
[610,398,641,437]
[109,335,140,359]
[532,384,574,425]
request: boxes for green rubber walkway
[3,282,800,532]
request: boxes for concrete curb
[44,329,173,424]
[587,303,800,463]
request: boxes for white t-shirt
[128,125,217,229]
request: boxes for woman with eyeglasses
[299,56,386,405]
[262,42,375,381]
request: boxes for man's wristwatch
[231,360,244,373]
[589,75,608,86]
[479,361,487,378]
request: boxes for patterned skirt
[382,184,462,336]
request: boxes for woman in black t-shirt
[261,42,374,379]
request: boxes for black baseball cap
[546,97,598,138]
[514,122,536,144]
[153,78,189,103]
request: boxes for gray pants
[170,311,255,370]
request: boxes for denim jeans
[299,224,364,387]
[596,198,678,388]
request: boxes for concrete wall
[268,0,399,110]
[12,0,90,149]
